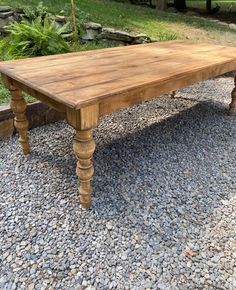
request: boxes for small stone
[71,268,77,275]
[58,252,64,258]
[106,222,113,230]
[6,254,13,262]
[28,283,35,290]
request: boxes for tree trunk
[174,0,187,10]
[156,0,167,11]
[206,0,212,12]
[70,0,79,42]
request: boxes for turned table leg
[10,87,30,155]
[73,129,96,208]
[228,77,236,117]
[170,90,176,99]
[66,104,99,208]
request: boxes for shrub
[23,2,50,21]
[0,16,72,60]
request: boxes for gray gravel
[0,76,236,290]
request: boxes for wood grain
[1,41,236,110]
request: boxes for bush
[23,2,50,21]
[0,16,72,60]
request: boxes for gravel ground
[0,76,236,290]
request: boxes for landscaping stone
[82,22,152,45]
[82,22,102,41]
[0,11,14,19]
[0,6,12,12]
[55,15,66,23]
[133,33,151,44]
[229,23,236,31]
[99,28,134,43]
[0,16,14,32]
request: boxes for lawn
[0,0,235,104]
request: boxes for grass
[0,0,235,104]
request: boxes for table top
[1,41,236,109]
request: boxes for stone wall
[81,22,152,45]
[0,6,24,34]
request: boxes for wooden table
[1,41,236,208]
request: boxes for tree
[174,0,186,10]
[156,0,186,11]
[206,0,212,12]
[156,0,167,11]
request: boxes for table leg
[10,87,30,155]
[66,104,99,209]
[73,129,96,208]
[170,91,176,99]
[228,77,236,117]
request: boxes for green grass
[0,84,10,104]
[0,0,235,104]
[0,0,234,38]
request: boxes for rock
[82,22,102,41]
[0,11,14,19]
[0,6,12,12]
[55,15,66,23]
[106,222,113,230]
[83,22,102,30]
[6,254,13,263]
[99,28,134,43]
[218,21,229,27]
[229,23,236,30]
[132,33,151,44]
[0,16,15,32]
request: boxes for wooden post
[227,77,236,116]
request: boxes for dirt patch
[188,7,236,24]
[169,23,236,46]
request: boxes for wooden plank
[57,58,236,108]
[18,45,234,85]
[99,60,236,115]
[0,41,236,110]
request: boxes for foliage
[0,85,11,104]
[0,16,72,60]
[23,2,50,20]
